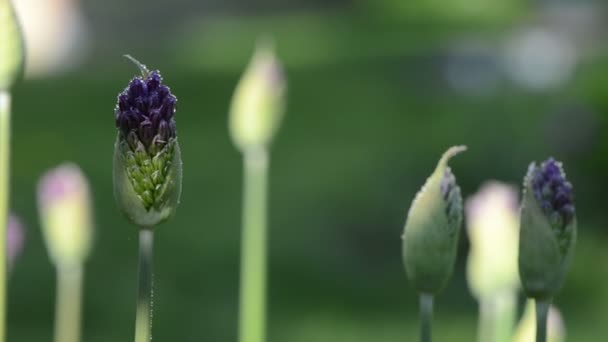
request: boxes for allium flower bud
[0,0,25,90]
[7,213,25,270]
[113,56,182,227]
[402,145,467,294]
[513,300,566,342]
[466,182,519,299]
[38,164,93,267]
[229,42,286,151]
[519,158,576,300]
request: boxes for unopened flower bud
[402,146,467,294]
[229,42,286,151]
[465,182,519,299]
[113,56,182,227]
[519,158,576,300]
[7,213,25,270]
[38,164,93,267]
[0,0,25,90]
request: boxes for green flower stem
[419,293,434,342]
[535,299,550,342]
[134,229,154,342]
[478,291,516,342]
[238,148,269,342]
[54,265,83,342]
[0,90,11,342]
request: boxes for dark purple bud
[118,94,130,111]
[160,96,176,120]
[147,71,161,91]
[148,93,160,110]
[129,78,147,99]
[149,109,161,130]
[526,158,575,228]
[158,120,169,142]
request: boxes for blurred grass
[5,21,608,341]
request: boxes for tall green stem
[54,265,83,342]
[419,293,434,342]
[238,148,268,342]
[0,90,11,342]
[478,291,516,342]
[134,229,154,342]
[535,299,550,342]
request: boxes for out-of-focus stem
[535,299,550,342]
[419,293,434,342]
[0,90,11,342]
[54,265,83,342]
[238,148,268,342]
[478,291,517,342]
[134,229,154,342]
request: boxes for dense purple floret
[528,158,575,227]
[115,71,176,150]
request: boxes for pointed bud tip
[0,0,26,90]
[439,145,467,166]
[124,54,150,78]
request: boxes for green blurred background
[6,0,608,340]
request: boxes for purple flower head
[7,214,25,270]
[113,56,183,224]
[527,158,575,229]
[115,60,177,153]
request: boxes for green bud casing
[402,146,466,294]
[113,136,182,227]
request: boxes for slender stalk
[54,265,83,342]
[477,291,517,342]
[0,90,11,342]
[419,293,434,342]
[238,148,268,342]
[535,299,550,342]
[134,229,154,342]
[478,299,493,342]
